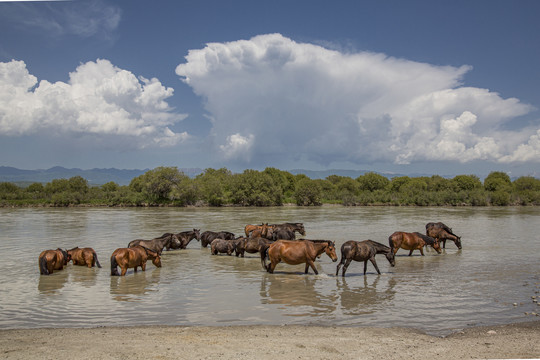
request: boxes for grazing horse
[171,229,201,249]
[388,231,441,256]
[261,240,338,275]
[232,237,247,257]
[67,247,102,268]
[110,245,161,276]
[128,233,181,253]
[200,231,235,248]
[210,239,235,256]
[38,248,70,275]
[426,222,462,249]
[336,240,395,276]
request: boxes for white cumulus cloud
[176,33,537,166]
[0,59,188,147]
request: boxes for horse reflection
[259,274,336,315]
[109,268,161,301]
[336,276,397,316]
[38,269,69,294]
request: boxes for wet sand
[1,321,539,359]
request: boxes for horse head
[144,248,162,268]
[193,229,201,241]
[432,239,442,254]
[455,236,462,250]
[325,241,338,262]
[58,248,70,265]
[386,251,396,267]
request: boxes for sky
[1,0,540,178]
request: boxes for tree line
[1,167,539,207]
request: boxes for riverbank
[1,321,539,359]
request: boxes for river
[1,206,539,336]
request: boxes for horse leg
[306,259,318,275]
[341,259,352,277]
[336,257,345,276]
[120,266,127,276]
[442,239,447,249]
[419,247,425,256]
[363,260,368,275]
[408,249,413,256]
[369,257,381,275]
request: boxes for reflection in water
[110,268,161,301]
[259,274,337,316]
[336,276,396,316]
[38,270,69,294]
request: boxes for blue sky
[1,0,539,178]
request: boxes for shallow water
[1,206,539,336]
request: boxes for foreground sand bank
[1,321,539,359]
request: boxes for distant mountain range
[0,166,435,186]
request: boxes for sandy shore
[1,321,539,359]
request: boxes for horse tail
[110,255,119,276]
[93,250,102,268]
[39,255,49,275]
[260,243,270,270]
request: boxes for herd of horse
[38,221,462,277]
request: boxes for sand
[1,321,539,359]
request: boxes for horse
[232,237,247,257]
[261,240,338,275]
[388,231,441,256]
[336,240,395,276]
[67,247,102,268]
[200,231,235,248]
[128,233,181,253]
[110,245,161,276]
[272,228,296,240]
[171,229,201,249]
[426,222,462,249]
[210,239,235,256]
[273,222,306,236]
[244,223,265,237]
[249,223,270,239]
[38,248,70,275]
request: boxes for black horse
[170,229,201,249]
[200,231,235,248]
[336,240,395,276]
[128,233,180,254]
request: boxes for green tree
[484,171,511,192]
[230,170,282,206]
[357,172,390,191]
[452,175,482,191]
[194,168,232,206]
[130,167,187,202]
[294,178,322,206]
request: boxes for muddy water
[1,206,539,335]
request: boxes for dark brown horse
[67,247,101,268]
[426,222,462,249]
[38,248,70,275]
[200,231,235,248]
[261,240,338,274]
[388,231,441,256]
[171,229,201,249]
[336,240,395,276]
[110,245,161,276]
[272,228,296,240]
[210,239,235,256]
[273,222,306,236]
[128,233,181,253]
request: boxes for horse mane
[157,233,173,239]
[303,239,335,246]
[363,240,391,251]
[413,232,437,245]
[67,246,79,252]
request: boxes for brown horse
[336,240,395,276]
[244,223,270,238]
[248,223,270,239]
[261,240,338,274]
[388,231,441,256]
[273,222,306,236]
[110,245,161,276]
[67,247,102,268]
[38,248,70,275]
[426,222,462,249]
